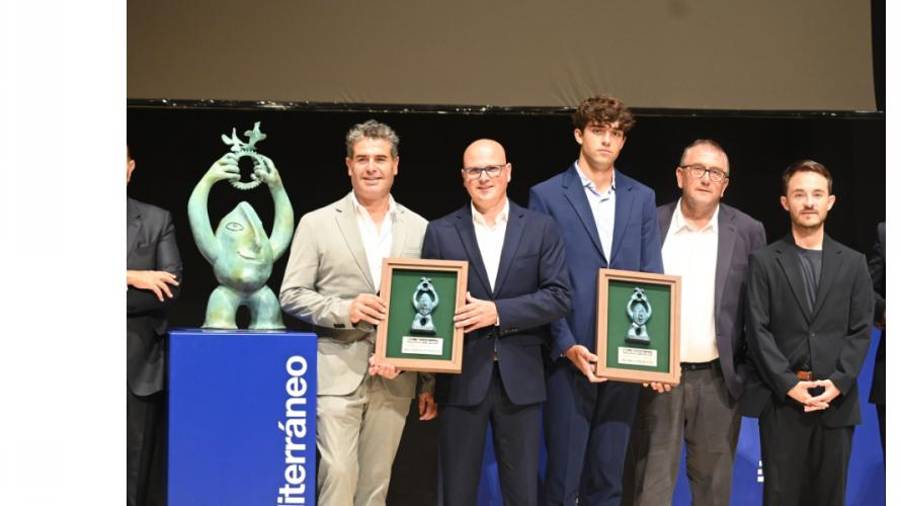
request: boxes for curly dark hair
[572,95,635,133]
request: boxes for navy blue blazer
[422,200,571,407]
[529,164,663,358]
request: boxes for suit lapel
[561,165,605,261]
[389,206,408,258]
[454,207,492,296]
[493,202,525,297]
[714,206,737,315]
[610,172,636,264]
[774,237,812,323]
[334,193,375,291]
[127,198,141,255]
[809,235,841,322]
[657,202,675,245]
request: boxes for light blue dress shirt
[575,161,616,261]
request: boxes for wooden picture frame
[595,268,682,384]
[374,258,468,373]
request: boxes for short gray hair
[680,138,729,172]
[345,119,399,158]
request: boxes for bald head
[461,138,511,214]
[463,139,507,167]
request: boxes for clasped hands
[787,379,840,412]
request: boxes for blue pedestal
[167,329,317,506]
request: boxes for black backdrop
[127,103,884,504]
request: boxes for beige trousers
[317,375,411,506]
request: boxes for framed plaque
[595,268,681,384]
[374,258,468,373]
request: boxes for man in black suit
[624,139,766,505]
[744,160,873,506]
[422,139,571,506]
[868,221,885,453]
[127,149,183,506]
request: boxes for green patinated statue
[188,122,294,329]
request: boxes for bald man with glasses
[422,139,571,506]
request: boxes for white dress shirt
[472,199,509,292]
[662,200,719,363]
[575,161,616,261]
[350,192,396,289]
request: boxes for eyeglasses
[462,164,507,179]
[679,164,729,183]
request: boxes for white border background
[1,1,124,503]
[0,0,893,503]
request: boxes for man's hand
[786,380,830,411]
[127,270,179,302]
[643,382,673,393]
[204,154,241,183]
[804,379,841,412]
[253,154,283,187]
[454,292,499,333]
[349,294,386,326]
[418,392,437,421]
[565,344,608,383]
[368,355,401,379]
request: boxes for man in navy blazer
[529,95,663,506]
[422,139,571,506]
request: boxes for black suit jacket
[127,198,183,396]
[743,234,873,427]
[869,221,885,405]
[658,202,766,400]
[422,201,571,407]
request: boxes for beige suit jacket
[280,192,433,398]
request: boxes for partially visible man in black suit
[744,160,873,506]
[624,139,766,506]
[868,221,885,454]
[422,139,571,506]
[127,148,182,506]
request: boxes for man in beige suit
[280,119,436,506]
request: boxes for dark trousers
[623,364,741,506]
[876,402,886,456]
[543,361,641,506]
[440,364,542,506]
[758,401,854,506]
[127,389,165,506]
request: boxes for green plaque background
[605,280,672,372]
[385,269,458,360]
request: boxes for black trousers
[439,364,542,506]
[758,401,853,506]
[127,389,165,506]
